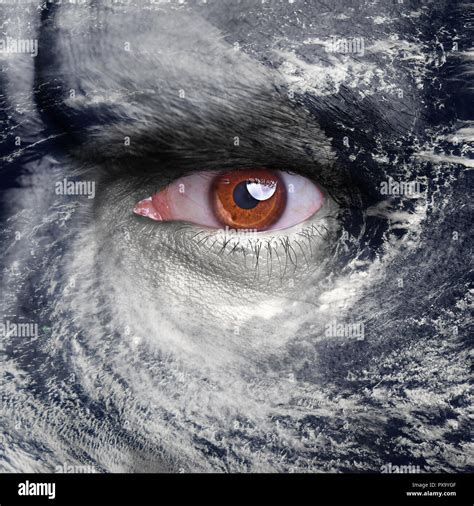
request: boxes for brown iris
[210,169,286,230]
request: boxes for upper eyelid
[100,162,372,216]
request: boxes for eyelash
[169,208,341,281]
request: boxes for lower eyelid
[177,199,340,268]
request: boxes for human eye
[93,146,376,293]
[133,168,325,232]
[125,165,343,285]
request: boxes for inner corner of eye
[132,168,325,232]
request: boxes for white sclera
[246,181,277,201]
[265,171,325,231]
[165,171,221,227]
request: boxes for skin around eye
[133,169,325,232]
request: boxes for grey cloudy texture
[0,0,472,473]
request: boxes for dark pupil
[232,181,259,209]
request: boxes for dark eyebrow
[33,6,336,184]
[71,88,386,213]
[32,1,428,196]
[38,75,399,211]
[65,87,336,176]
[35,69,392,211]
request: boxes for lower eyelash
[182,213,340,283]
